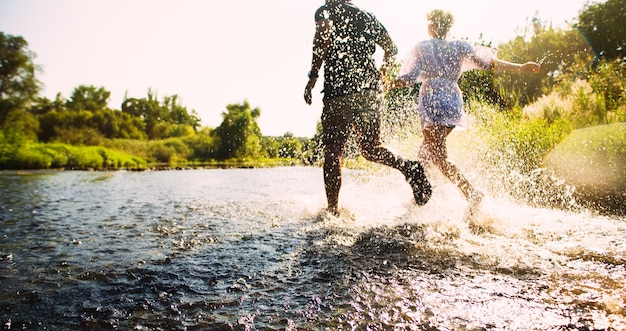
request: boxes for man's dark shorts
[321,89,384,148]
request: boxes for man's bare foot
[326,206,340,217]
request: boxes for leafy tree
[36,87,146,143]
[121,89,163,138]
[212,100,263,159]
[575,0,625,61]
[163,94,200,129]
[0,32,41,124]
[122,89,199,139]
[262,132,305,159]
[588,58,626,112]
[496,19,593,105]
[2,108,39,141]
[182,127,215,160]
[0,109,38,164]
[90,108,147,140]
[30,93,65,115]
[66,85,111,111]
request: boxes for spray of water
[296,98,626,328]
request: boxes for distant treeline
[0,0,624,170]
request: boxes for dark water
[0,167,624,330]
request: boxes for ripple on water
[0,168,624,330]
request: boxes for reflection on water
[0,167,624,330]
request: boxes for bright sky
[0,0,592,137]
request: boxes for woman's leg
[421,124,477,200]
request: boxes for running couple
[303,0,541,216]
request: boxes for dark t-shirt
[315,1,396,98]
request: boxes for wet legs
[323,145,342,215]
[421,124,481,202]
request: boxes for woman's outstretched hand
[521,62,541,74]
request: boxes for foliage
[211,100,263,160]
[1,0,623,175]
[181,128,215,161]
[457,100,575,209]
[37,107,147,143]
[575,0,625,61]
[0,142,146,170]
[102,139,151,160]
[478,106,573,174]
[524,78,626,129]
[459,68,509,108]
[0,32,40,124]
[105,137,202,165]
[261,132,307,159]
[147,138,191,164]
[587,58,626,112]
[495,22,593,106]
[1,108,39,141]
[66,85,110,111]
[121,89,200,139]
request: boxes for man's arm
[304,18,332,105]
[378,32,398,81]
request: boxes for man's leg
[322,97,350,215]
[323,143,343,214]
[354,91,431,205]
[353,91,405,169]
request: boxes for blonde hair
[427,10,454,39]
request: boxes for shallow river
[0,167,624,330]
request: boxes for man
[304,0,431,216]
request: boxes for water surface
[0,167,624,330]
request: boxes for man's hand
[304,78,317,105]
[381,76,392,93]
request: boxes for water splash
[0,168,624,329]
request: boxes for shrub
[12,147,52,169]
[65,146,104,169]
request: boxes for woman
[388,9,540,206]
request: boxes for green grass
[1,142,147,170]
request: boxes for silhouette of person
[304,0,432,216]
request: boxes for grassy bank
[0,142,148,170]
[0,141,303,171]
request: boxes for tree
[0,32,41,124]
[66,85,111,111]
[575,0,625,61]
[122,89,199,139]
[163,94,201,129]
[30,93,65,115]
[496,18,593,105]
[261,132,305,159]
[183,127,215,160]
[212,100,263,159]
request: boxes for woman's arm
[385,75,414,90]
[494,59,541,73]
[384,45,422,91]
